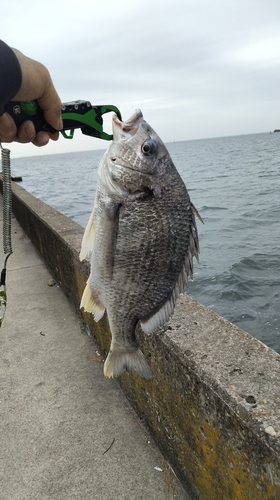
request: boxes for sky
[1,0,280,158]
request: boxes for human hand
[0,49,62,147]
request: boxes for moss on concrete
[4,179,280,499]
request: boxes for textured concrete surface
[0,191,187,499]
[3,180,280,500]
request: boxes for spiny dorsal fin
[191,202,204,224]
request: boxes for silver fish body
[80,110,200,379]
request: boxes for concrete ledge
[3,179,280,499]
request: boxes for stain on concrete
[6,180,280,500]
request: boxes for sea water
[11,132,280,352]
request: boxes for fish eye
[141,140,156,156]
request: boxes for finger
[37,77,63,131]
[48,131,60,142]
[43,105,63,132]
[0,113,17,142]
[31,130,59,147]
[16,121,36,143]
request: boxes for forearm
[0,40,22,115]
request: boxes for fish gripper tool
[6,100,122,141]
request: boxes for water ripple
[12,132,280,352]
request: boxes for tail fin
[104,345,153,380]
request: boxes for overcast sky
[1,0,280,158]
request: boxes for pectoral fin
[101,201,121,280]
[79,211,96,261]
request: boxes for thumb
[11,49,63,131]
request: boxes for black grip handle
[6,100,55,133]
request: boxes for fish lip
[112,109,144,141]
[122,109,143,130]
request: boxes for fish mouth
[112,109,144,141]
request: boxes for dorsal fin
[140,264,185,334]
[141,207,201,335]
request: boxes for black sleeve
[0,40,22,115]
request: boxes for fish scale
[114,200,174,306]
[80,109,200,379]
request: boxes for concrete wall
[3,179,280,499]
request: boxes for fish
[79,110,201,379]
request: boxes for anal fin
[80,282,105,322]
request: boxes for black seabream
[80,110,201,379]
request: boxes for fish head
[99,110,170,197]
